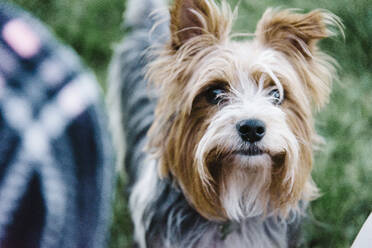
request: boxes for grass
[7,0,372,247]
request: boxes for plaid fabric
[0,3,114,248]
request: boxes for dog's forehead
[194,40,288,84]
[190,40,289,94]
[226,40,285,75]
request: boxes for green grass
[7,0,372,247]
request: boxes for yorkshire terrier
[108,0,342,247]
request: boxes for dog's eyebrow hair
[260,67,284,98]
[257,73,267,91]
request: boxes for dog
[108,0,342,247]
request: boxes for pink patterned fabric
[2,19,40,58]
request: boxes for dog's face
[147,0,341,221]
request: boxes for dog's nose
[236,119,266,143]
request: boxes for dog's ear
[170,0,231,49]
[255,9,339,58]
[255,9,342,108]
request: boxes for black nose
[236,119,266,143]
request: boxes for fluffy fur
[109,0,343,247]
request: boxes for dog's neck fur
[130,159,301,248]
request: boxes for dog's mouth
[229,146,286,168]
[234,145,264,156]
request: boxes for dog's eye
[268,89,283,105]
[205,86,227,105]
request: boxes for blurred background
[6,0,371,247]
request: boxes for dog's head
[147,0,342,221]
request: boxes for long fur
[108,0,342,247]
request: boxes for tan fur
[170,0,233,48]
[146,0,342,221]
[256,8,343,108]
